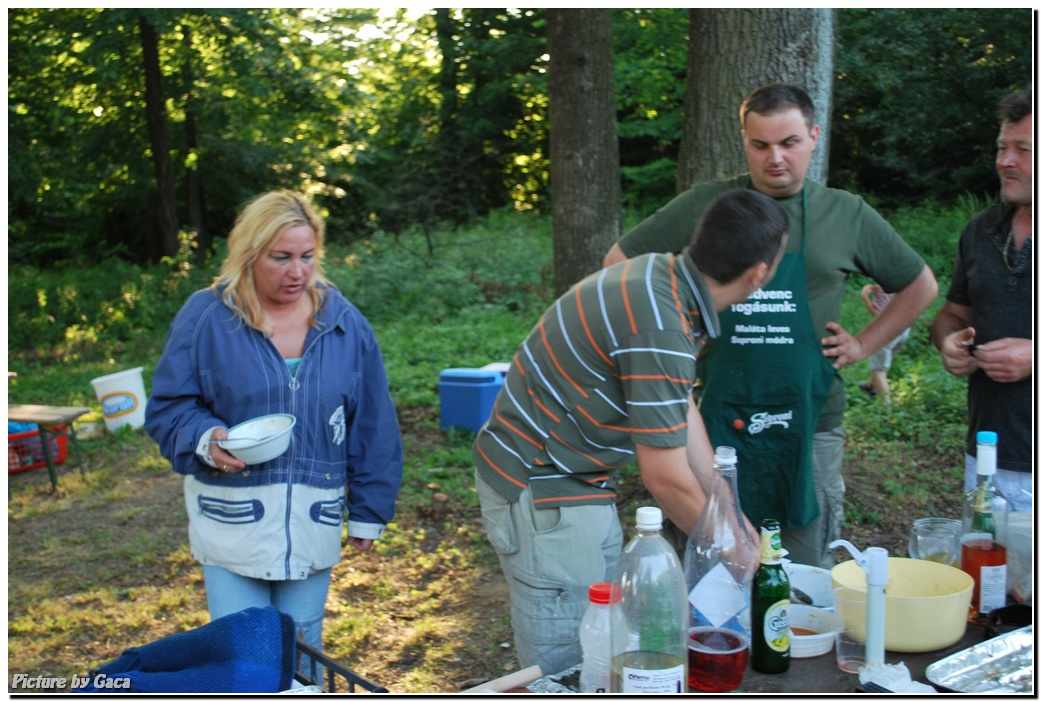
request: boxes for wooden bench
[8,404,90,490]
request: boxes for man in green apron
[604,84,938,567]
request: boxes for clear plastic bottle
[610,506,687,694]
[579,582,620,693]
[960,431,1009,623]
[683,447,756,638]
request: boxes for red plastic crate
[7,426,68,474]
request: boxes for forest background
[6,7,1035,694]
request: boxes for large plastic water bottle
[578,582,619,693]
[610,506,688,693]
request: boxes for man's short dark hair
[740,84,816,131]
[999,86,1032,125]
[689,189,788,285]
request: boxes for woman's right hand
[209,427,247,473]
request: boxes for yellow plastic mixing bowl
[831,557,973,653]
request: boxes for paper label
[620,663,684,694]
[689,562,748,628]
[979,564,1007,613]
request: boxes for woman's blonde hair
[212,190,329,334]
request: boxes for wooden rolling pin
[461,665,543,693]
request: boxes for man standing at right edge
[932,87,1033,511]
[604,84,939,568]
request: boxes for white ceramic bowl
[784,562,834,608]
[218,413,296,464]
[788,604,840,658]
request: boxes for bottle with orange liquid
[960,431,1008,625]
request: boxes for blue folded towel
[75,606,295,693]
[8,422,38,434]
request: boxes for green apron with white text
[697,198,835,530]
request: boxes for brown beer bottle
[751,519,790,673]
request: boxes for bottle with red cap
[579,581,621,693]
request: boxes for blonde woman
[146,190,403,653]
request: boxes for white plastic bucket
[91,367,147,431]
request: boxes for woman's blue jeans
[202,565,331,652]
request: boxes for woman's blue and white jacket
[145,283,403,581]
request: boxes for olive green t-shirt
[618,175,926,430]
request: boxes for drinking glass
[687,626,749,693]
[908,522,959,565]
[832,586,869,674]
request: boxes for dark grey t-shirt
[945,203,1033,472]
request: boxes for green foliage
[612,8,689,214]
[11,8,1030,266]
[832,8,1031,207]
[8,8,369,264]
[328,209,553,407]
[7,230,212,366]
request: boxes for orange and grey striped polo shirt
[474,249,719,509]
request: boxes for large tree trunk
[547,9,622,297]
[140,14,180,260]
[677,9,835,192]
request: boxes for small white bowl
[789,604,840,658]
[218,413,296,464]
[785,562,835,608]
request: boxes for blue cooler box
[439,368,504,433]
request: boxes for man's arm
[821,265,939,369]
[603,242,628,268]
[635,397,759,550]
[635,443,706,536]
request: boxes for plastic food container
[784,562,835,608]
[218,413,296,464]
[788,604,840,658]
[831,557,972,652]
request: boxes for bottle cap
[635,506,663,530]
[588,582,620,604]
[976,431,997,445]
[714,446,737,465]
[976,431,998,475]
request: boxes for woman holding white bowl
[146,189,403,653]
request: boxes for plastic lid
[976,431,997,445]
[588,582,620,605]
[635,506,663,530]
[714,446,737,465]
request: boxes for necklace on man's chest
[1001,228,1017,272]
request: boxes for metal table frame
[8,404,90,490]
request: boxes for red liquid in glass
[687,626,749,693]
[961,538,1006,622]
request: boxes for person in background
[145,189,404,651]
[475,189,788,676]
[857,283,911,405]
[931,86,1033,512]
[604,83,938,569]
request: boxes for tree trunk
[547,9,622,297]
[139,14,180,260]
[181,25,207,254]
[434,8,462,224]
[677,9,835,192]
